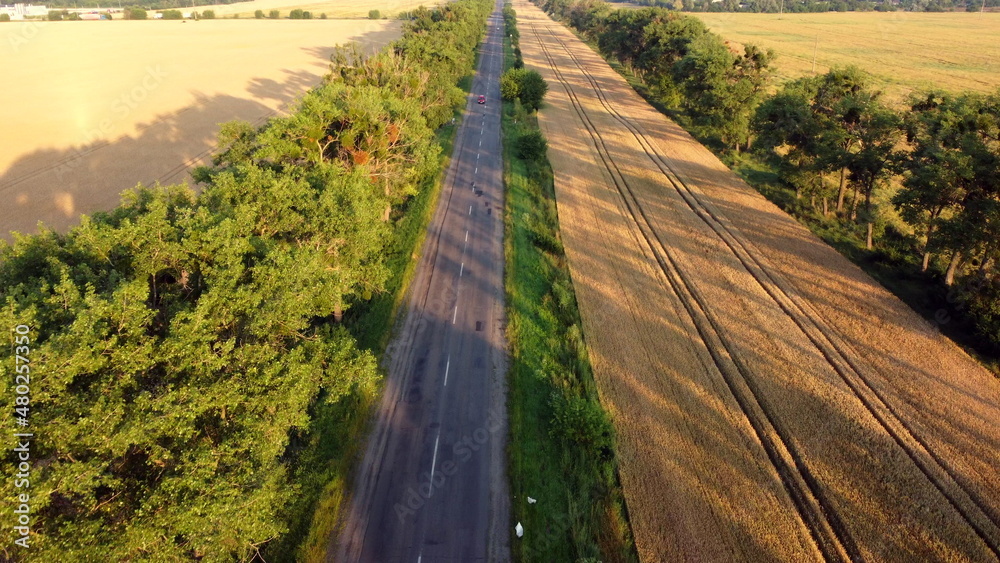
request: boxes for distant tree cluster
[123,5,147,19]
[541,0,1000,355]
[603,0,1000,12]
[0,0,493,559]
[43,0,239,9]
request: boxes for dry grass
[516,0,1000,559]
[689,11,1000,105]
[192,0,441,18]
[0,19,400,237]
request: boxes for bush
[516,129,548,162]
[268,9,279,18]
[254,8,264,18]
[500,68,522,101]
[162,9,182,19]
[47,10,64,20]
[190,10,199,19]
[289,8,304,18]
[368,9,381,18]
[500,68,548,111]
[549,392,614,460]
[0,13,10,21]
[319,12,327,18]
[518,69,548,111]
[302,10,312,18]
[202,9,215,18]
[124,6,147,19]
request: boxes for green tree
[674,35,774,152]
[516,129,548,161]
[809,67,873,213]
[500,68,523,101]
[255,82,439,221]
[369,9,381,18]
[499,68,548,111]
[201,9,215,18]
[518,69,548,111]
[753,79,830,210]
[844,99,902,248]
[0,13,10,21]
[0,182,382,559]
[124,6,147,19]
[290,8,304,18]
[162,9,182,19]
[254,8,264,18]
[269,9,280,18]
[895,92,1000,284]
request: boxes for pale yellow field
[691,11,1000,105]
[0,19,400,237]
[189,0,441,18]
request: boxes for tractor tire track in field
[543,28,1000,557]
[525,11,1000,560]
[527,21,854,562]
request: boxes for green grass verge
[502,8,638,562]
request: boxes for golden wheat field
[515,0,1000,559]
[0,19,399,237]
[691,11,1000,105]
[192,0,441,19]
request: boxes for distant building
[0,3,48,20]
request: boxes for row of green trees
[611,0,1000,12]
[539,0,1000,356]
[0,0,492,560]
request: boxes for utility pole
[811,34,818,73]
[779,0,784,15]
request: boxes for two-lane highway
[333,4,510,561]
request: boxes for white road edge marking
[431,432,440,480]
[469,204,473,215]
[460,262,464,277]
[465,230,469,242]
[453,304,458,324]
[444,357,451,386]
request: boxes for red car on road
[477,95,486,104]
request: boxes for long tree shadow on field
[0,33,393,239]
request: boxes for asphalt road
[332,4,511,562]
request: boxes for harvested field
[0,19,399,237]
[514,0,1000,559]
[690,11,1000,106]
